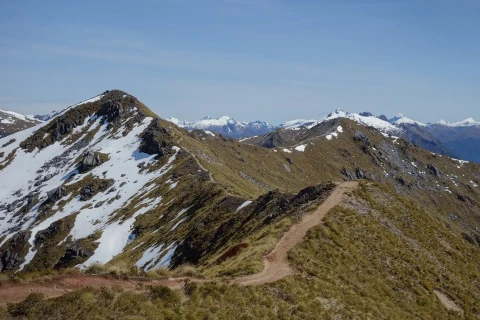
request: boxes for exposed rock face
[43,187,67,206]
[80,180,114,201]
[139,120,173,156]
[427,164,441,177]
[359,112,374,117]
[52,117,82,142]
[34,173,56,187]
[378,115,389,122]
[342,167,370,180]
[98,99,123,126]
[0,232,30,271]
[55,241,94,269]
[353,131,371,146]
[79,151,102,173]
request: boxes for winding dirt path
[0,276,190,306]
[234,181,358,286]
[0,181,358,306]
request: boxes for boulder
[79,151,102,172]
[44,186,67,205]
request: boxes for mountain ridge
[1,90,480,318]
[170,110,479,162]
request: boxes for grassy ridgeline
[2,183,478,319]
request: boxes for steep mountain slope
[0,109,41,138]
[167,116,273,138]
[1,91,480,318]
[0,90,339,275]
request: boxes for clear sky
[0,0,479,124]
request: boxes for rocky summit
[0,90,480,319]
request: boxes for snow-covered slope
[389,114,426,126]
[0,91,197,272]
[279,119,321,130]
[0,109,42,138]
[167,116,274,138]
[324,109,402,134]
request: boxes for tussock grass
[3,185,480,319]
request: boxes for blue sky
[0,0,479,124]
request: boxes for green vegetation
[3,184,478,319]
[2,90,480,319]
[0,149,16,171]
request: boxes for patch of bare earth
[434,290,463,314]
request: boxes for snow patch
[295,145,306,152]
[171,218,186,231]
[236,200,253,212]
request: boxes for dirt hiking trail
[234,180,358,286]
[0,181,358,306]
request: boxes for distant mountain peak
[167,115,273,138]
[327,108,348,118]
[436,118,480,127]
[389,113,425,126]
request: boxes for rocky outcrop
[78,151,102,173]
[342,167,370,180]
[353,131,371,146]
[80,179,114,201]
[43,186,67,206]
[427,164,442,177]
[55,241,94,269]
[97,99,123,126]
[139,120,173,156]
[34,173,56,187]
[0,231,30,271]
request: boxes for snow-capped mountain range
[169,110,479,138]
[2,105,479,162]
[168,110,480,163]
[167,116,274,138]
